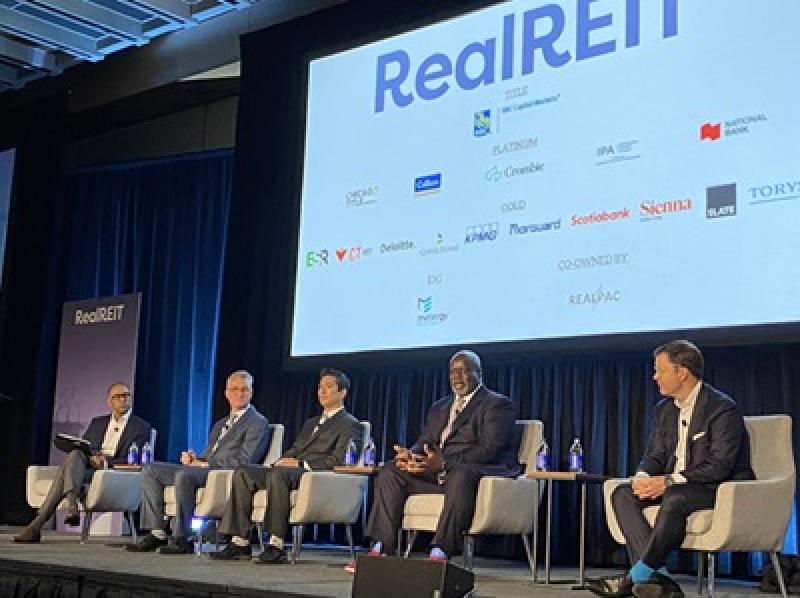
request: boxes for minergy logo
[640,198,692,221]
[419,233,459,257]
[571,208,630,226]
[595,140,641,166]
[509,218,561,236]
[486,161,544,182]
[380,240,415,253]
[345,186,379,208]
[418,296,433,313]
[474,109,491,137]
[700,114,768,141]
[305,249,329,267]
[706,184,737,219]
[747,180,800,205]
[416,296,448,326]
[568,286,622,308]
[414,173,442,196]
[492,136,539,156]
[465,223,499,244]
[558,253,627,271]
[74,304,125,325]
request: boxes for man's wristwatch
[665,473,675,486]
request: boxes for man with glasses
[127,369,269,555]
[13,382,151,543]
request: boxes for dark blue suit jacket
[82,413,151,466]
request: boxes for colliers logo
[414,173,442,196]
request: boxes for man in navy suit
[13,382,151,543]
[363,350,518,565]
[127,369,269,555]
[587,340,754,598]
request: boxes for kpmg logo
[345,186,379,208]
[706,184,737,219]
[305,249,329,267]
[465,223,499,244]
[416,296,448,326]
[509,219,561,235]
[492,137,538,156]
[568,286,622,308]
[414,173,442,196]
[640,198,693,221]
[595,140,641,166]
[700,114,767,141]
[747,180,800,205]
[571,208,630,226]
[473,109,491,137]
[74,304,125,325]
[558,253,627,271]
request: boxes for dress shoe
[125,533,168,552]
[253,544,287,564]
[64,508,81,527]
[158,537,194,555]
[12,526,41,543]
[585,572,634,598]
[633,572,684,598]
[344,549,383,573]
[209,543,251,560]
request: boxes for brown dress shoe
[12,526,41,543]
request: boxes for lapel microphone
[681,420,687,427]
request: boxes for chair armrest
[84,470,142,512]
[468,476,543,535]
[602,478,628,545]
[290,472,368,525]
[195,469,234,518]
[26,465,61,508]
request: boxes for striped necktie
[439,396,467,447]
[212,414,238,453]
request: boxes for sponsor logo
[492,137,538,156]
[640,198,693,221]
[74,304,125,325]
[509,219,561,235]
[420,233,459,257]
[345,186,379,208]
[747,180,800,205]
[700,122,721,141]
[334,247,373,262]
[501,94,560,115]
[474,109,491,137]
[305,249,329,267]
[595,140,641,166]
[380,240,415,253]
[706,183,737,219]
[427,274,443,285]
[700,114,767,141]
[501,200,527,212]
[485,166,502,183]
[465,223,499,244]
[568,286,622,308]
[486,161,544,182]
[558,253,627,271]
[418,296,433,313]
[414,173,442,196]
[571,208,630,226]
[416,296,448,325]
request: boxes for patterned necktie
[212,414,237,453]
[439,396,467,447]
[312,414,328,436]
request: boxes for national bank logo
[465,223,498,244]
[700,114,767,141]
[473,109,491,137]
[305,249,329,268]
[414,173,442,196]
[706,183,737,219]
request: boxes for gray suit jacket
[200,405,270,469]
[284,410,362,470]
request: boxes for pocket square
[692,431,706,441]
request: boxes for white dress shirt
[101,409,131,458]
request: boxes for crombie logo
[700,122,721,141]
[568,286,622,308]
[700,114,767,141]
[345,186,379,208]
[640,198,692,221]
[335,247,373,262]
[559,253,627,271]
[305,250,329,267]
[487,161,544,182]
[416,296,448,326]
[474,109,491,137]
[595,140,641,166]
[74,304,125,325]
[748,180,800,205]
[509,219,561,235]
[414,173,442,196]
[571,208,630,226]
[492,136,538,156]
[501,200,527,212]
[465,223,499,243]
[706,184,737,219]
[380,240,415,253]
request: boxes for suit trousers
[32,450,94,529]
[218,465,305,541]
[366,462,489,556]
[139,462,211,539]
[612,482,717,568]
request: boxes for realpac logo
[414,173,442,196]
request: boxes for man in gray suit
[126,370,269,555]
[209,368,362,564]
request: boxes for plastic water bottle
[363,439,376,467]
[535,439,550,471]
[141,441,152,464]
[344,439,358,466]
[127,442,139,465]
[568,438,584,472]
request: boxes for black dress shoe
[633,572,684,598]
[158,537,194,555]
[209,543,251,560]
[12,526,41,543]
[125,533,168,552]
[585,573,634,598]
[253,545,287,564]
[64,508,81,527]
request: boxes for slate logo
[414,173,442,196]
[706,183,737,219]
[700,122,721,141]
[473,109,491,137]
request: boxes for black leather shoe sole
[253,548,287,565]
[209,545,251,560]
[585,574,633,598]
[125,535,167,552]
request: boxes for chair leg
[291,524,304,564]
[80,511,91,543]
[462,535,474,571]
[521,534,535,578]
[696,551,705,595]
[771,551,789,598]
[345,524,355,563]
[707,553,715,598]
[404,530,417,558]
[256,522,264,551]
[396,529,404,557]
[126,512,138,544]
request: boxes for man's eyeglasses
[110,392,131,400]
[226,386,251,393]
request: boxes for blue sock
[370,541,382,554]
[630,560,655,583]
[429,546,447,560]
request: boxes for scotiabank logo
[640,198,692,221]
[700,122,721,141]
[571,208,630,226]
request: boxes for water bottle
[363,439,376,467]
[344,439,358,466]
[535,439,550,471]
[141,441,152,464]
[127,442,139,465]
[568,438,584,472]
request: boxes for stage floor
[0,528,765,597]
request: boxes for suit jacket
[638,382,754,485]
[200,405,270,469]
[83,413,151,466]
[284,409,362,470]
[413,385,519,474]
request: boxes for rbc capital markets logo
[474,109,491,137]
[414,173,442,196]
[706,184,737,219]
[465,223,499,244]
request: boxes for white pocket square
[692,431,706,441]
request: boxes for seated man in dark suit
[587,340,754,598]
[360,349,518,568]
[126,369,270,555]
[14,382,151,543]
[209,367,362,564]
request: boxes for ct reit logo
[700,122,721,141]
[474,109,491,137]
[706,183,737,218]
[414,173,442,196]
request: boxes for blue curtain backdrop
[35,149,233,460]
